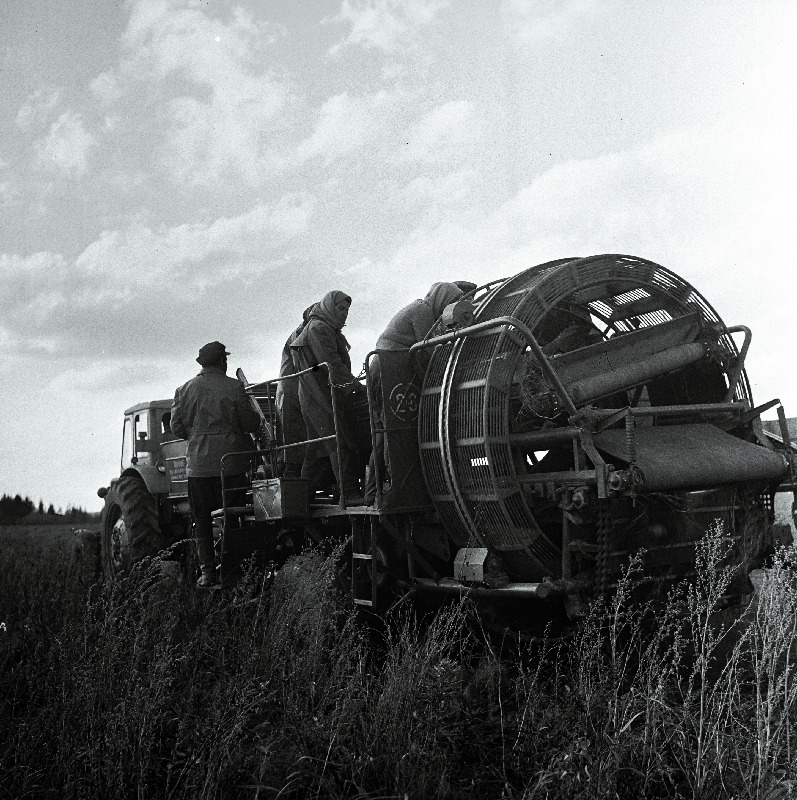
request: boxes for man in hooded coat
[365,282,464,503]
[290,290,364,503]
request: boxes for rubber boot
[195,536,217,588]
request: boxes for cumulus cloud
[0,174,17,207]
[0,194,316,358]
[75,195,315,282]
[397,100,482,164]
[16,87,63,131]
[32,111,96,178]
[89,72,123,106]
[329,0,450,54]
[503,0,613,45]
[400,167,480,227]
[292,88,413,167]
[404,166,475,203]
[361,106,793,323]
[293,93,374,164]
[94,0,289,187]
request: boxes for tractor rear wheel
[101,476,162,583]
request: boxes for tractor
[97,401,190,582]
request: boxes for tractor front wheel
[101,476,162,584]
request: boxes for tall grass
[1,523,796,799]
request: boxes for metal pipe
[220,451,256,468]
[325,362,347,508]
[723,325,752,403]
[561,512,572,580]
[777,404,797,520]
[262,435,335,453]
[410,315,579,416]
[566,342,706,405]
[508,427,581,449]
[245,362,327,389]
[508,469,598,486]
[630,402,745,417]
[587,402,744,419]
[364,350,383,506]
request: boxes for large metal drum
[418,254,752,575]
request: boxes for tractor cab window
[134,412,154,464]
[134,412,149,441]
[121,417,133,468]
[121,411,153,468]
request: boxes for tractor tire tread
[101,476,163,582]
[121,477,162,558]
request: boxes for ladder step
[353,598,373,607]
[352,553,372,560]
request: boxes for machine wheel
[101,476,162,583]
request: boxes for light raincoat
[171,367,261,477]
[290,291,358,455]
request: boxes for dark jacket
[171,367,261,477]
[375,299,437,351]
[376,282,463,373]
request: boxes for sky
[1,0,796,512]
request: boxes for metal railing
[239,361,365,510]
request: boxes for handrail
[240,362,366,509]
[245,361,330,391]
[723,325,752,403]
[243,362,334,479]
[363,350,384,506]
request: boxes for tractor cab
[117,400,174,495]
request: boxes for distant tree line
[0,494,35,523]
[0,494,98,525]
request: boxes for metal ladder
[351,515,376,608]
[213,476,259,583]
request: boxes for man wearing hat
[171,341,261,587]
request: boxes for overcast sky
[1,0,795,512]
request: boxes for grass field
[1,521,78,550]
[1,523,797,799]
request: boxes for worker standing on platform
[290,291,364,505]
[365,282,464,504]
[171,341,261,587]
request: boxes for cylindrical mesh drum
[418,254,749,574]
